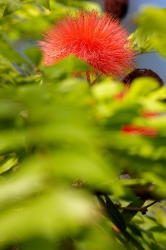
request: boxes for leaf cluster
[0,1,166,250]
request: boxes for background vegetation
[0,0,166,249]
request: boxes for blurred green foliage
[0,0,166,249]
[131,6,166,57]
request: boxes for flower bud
[104,0,129,19]
[122,68,164,87]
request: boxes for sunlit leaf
[34,0,50,10]
[2,0,50,17]
[0,157,18,174]
[0,190,92,246]
[131,7,166,57]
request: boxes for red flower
[142,111,162,118]
[121,125,158,137]
[114,82,130,100]
[39,10,134,78]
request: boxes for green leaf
[3,0,23,17]
[0,0,6,18]
[131,7,166,57]
[129,234,145,250]
[0,190,92,246]
[25,47,42,66]
[124,77,160,102]
[121,198,147,223]
[116,226,145,250]
[34,0,50,10]
[72,0,101,11]
[116,235,133,250]
[116,224,145,249]
[0,157,18,174]
[2,0,50,17]
[104,195,127,230]
[0,32,32,77]
[43,55,91,80]
[21,237,53,250]
[98,195,130,241]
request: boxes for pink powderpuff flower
[39,10,134,78]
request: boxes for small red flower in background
[142,111,162,118]
[115,68,163,137]
[114,82,130,100]
[122,125,158,137]
[39,10,134,78]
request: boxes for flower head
[39,10,134,78]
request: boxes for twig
[91,73,102,86]
[117,200,158,214]
[135,49,156,56]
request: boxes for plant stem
[136,50,156,56]
[117,200,158,214]
[91,73,102,86]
